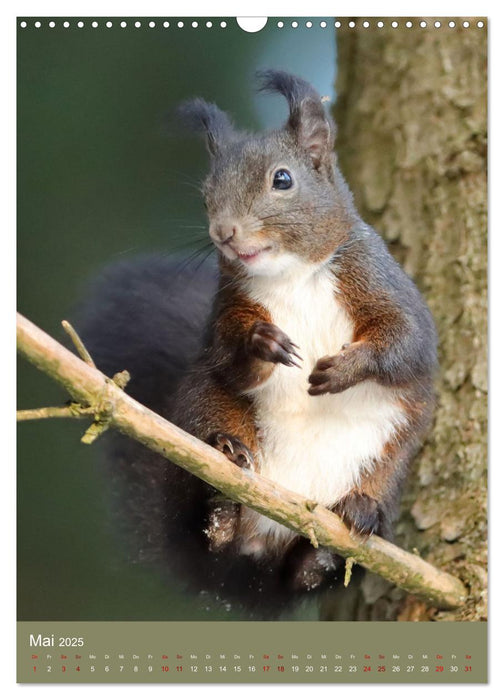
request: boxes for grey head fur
[178,70,357,271]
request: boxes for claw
[290,347,304,362]
[287,358,302,369]
[222,438,234,455]
[235,451,253,470]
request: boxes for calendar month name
[30,634,84,648]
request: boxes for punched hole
[237,17,267,32]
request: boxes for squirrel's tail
[75,253,217,416]
[73,253,231,605]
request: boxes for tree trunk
[324,20,487,621]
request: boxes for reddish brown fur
[335,262,406,352]
[211,286,276,393]
[332,384,435,538]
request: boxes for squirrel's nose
[210,220,241,246]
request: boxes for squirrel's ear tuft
[256,69,335,170]
[178,98,234,156]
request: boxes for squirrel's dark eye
[272,169,293,190]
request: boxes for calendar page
[16,15,487,684]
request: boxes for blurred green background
[17,17,336,621]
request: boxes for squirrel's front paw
[248,321,302,368]
[308,343,370,395]
[208,432,256,471]
[333,492,382,537]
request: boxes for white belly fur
[242,261,407,545]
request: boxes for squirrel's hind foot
[333,492,383,538]
[208,432,256,471]
[205,498,240,552]
[283,541,343,593]
[205,434,256,551]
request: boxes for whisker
[166,169,204,186]
[159,217,207,226]
[156,240,214,269]
[180,181,204,194]
[111,245,143,258]
[171,245,216,278]
[194,245,217,273]
[155,235,209,255]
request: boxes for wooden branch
[61,319,96,367]
[16,311,468,610]
[17,404,95,421]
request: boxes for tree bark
[328,20,487,621]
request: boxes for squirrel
[77,70,437,618]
